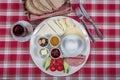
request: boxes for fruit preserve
[51,48,61,59]
[13,24,27,36]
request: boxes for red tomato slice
[50,59,56,65]
[50,65,56,71]
[56,58,63,64]
[57,64,64,71]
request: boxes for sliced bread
[32,0,50,12]
[49,0,66,10]
[28,3,72,21]
[39,0,53,12]
[25,0,44,15]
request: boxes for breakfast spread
[35,17,86,73]
[30,16,90,76]
[9,0,90,76]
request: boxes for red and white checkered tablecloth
[0,0,120,80]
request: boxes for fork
[75,7,95,43]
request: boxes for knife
[80,3,104,40]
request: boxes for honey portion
[50,36,60,46]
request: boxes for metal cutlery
[75,7,96,43]
[80,3,104,40]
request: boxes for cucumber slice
[63,59,69,74]
[44,57,51,70]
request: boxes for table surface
[0,0,120,80]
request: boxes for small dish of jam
[50,48,61,59]
[13,24,28,37]
[11,20,33,42]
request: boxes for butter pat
[40,48,48,55]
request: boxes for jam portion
[13,25,27,36]
[51,48,61,59]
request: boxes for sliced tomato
[50,58,64,71]
[50,59,56,65]
[50,65,56,71]
[57,64,64,71]
[56,58,63,64]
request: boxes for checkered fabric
[0,0,120,80]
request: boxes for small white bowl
[61,34,84,57]
[50,48,62,59]
[37,48,49,59]
[36,36,49,48]
[49,35,61,47]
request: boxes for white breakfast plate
[30,16,90,76]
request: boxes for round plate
[30,16,90,76]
